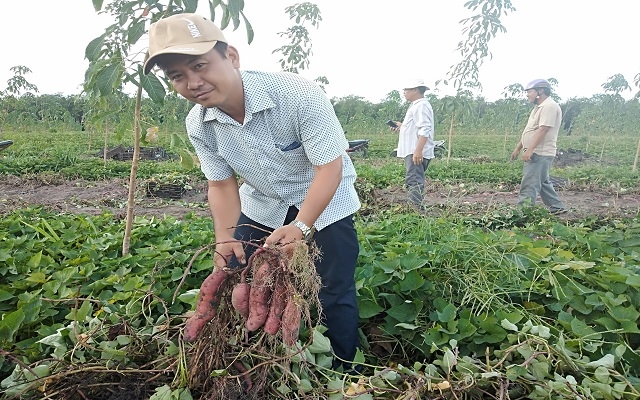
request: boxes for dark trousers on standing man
[404,155,431,207]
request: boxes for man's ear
[227,45,241,68]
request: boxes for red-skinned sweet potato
[263,283,288,335]
[183,268,229,342]
[281,294,301,346]
[245,262,272,332]
[231,282,250,320]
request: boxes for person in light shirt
[389,79,435,210]
[510,78,566,214]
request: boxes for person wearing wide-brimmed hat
[510,79,566,214]
[144,13,361,369]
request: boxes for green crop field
[1,127,639,399]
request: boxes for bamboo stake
[633,136,640,172]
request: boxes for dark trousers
[229,207,360,366]
[404,155,431,206]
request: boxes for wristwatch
[289,220,315,241]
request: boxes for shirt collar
[203,71,276,124]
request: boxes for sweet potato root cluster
[181,240,322,398]
[231,243,319,346]
[183,240,321,346]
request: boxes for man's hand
[263,225,305,265]
[510,149,520,161]
[412,152,424,165]
[265,224,304,247]
[521,149,534,162]
[213,240,246,269]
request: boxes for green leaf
[308,329,331,354]
[92,0,105,11]
[386,301,419,323]
[585,354,615,369]
[435,303,457,323]
[183,0,198,13]
[500,318,518,332]
[95,63,123,96]
[398,269,424,292]
[220,4,230,30]
[442,348,456,374]
[149,385,172,400]
[0,289,14,302]
[177,149,196,169]
[27,250,43,269]
[298,379,312,393]
[0,309,26,343]
[505,365,528,380]
[608,305,640,324]
[570,317,600,339]
[127,21,146,45]
[529,359,549,380]
[85,35,105,62]
[26,271,47,284]
[240,12,254,44]
[625,274,640,287]
[141,70,167,104]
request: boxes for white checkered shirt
[185,70,360,230]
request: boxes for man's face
[525,88,539,103]
[160,46,242,109]
[403,87,419,101]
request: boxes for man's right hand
[510,149,520,161]
[213,240,246,269]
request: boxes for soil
[1,145,637,220]
[1,174,638,221]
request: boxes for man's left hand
[412,153,424,165]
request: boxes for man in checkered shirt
[144,13,361,369]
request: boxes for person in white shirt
[389,79,435,209]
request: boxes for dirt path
[1,176,639,220]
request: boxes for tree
[437,89,474,164]
[273,2,321,74]
[85,0,253,255]
[1,66,40,133]
[447,0,516,92]
[1,66,39,97]
[602,73,631,96]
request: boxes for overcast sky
[1,1,639,103]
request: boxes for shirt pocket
[274,144,308,171]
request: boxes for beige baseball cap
[143,13,227,74]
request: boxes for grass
[1,129,638,189]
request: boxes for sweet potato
[245,262,272,332]
[281,294,301,346]
[263,283,288,335]
[183,268,229,342]
[231,282,250,320]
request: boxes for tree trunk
[633,137,640,172]
[123,86,143,256]
[447,113,454,164]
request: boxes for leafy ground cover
[0,130,639,399]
